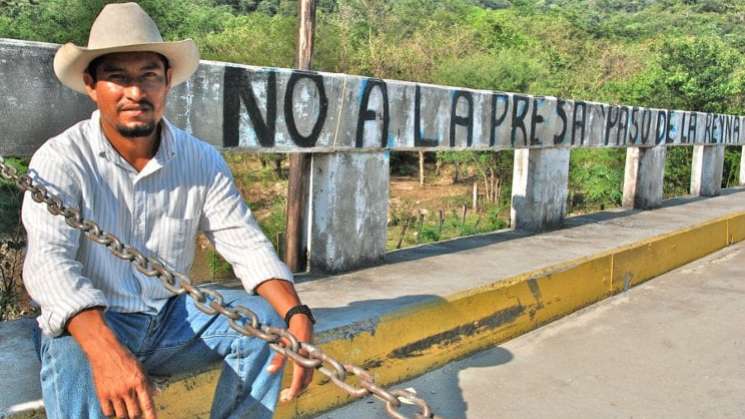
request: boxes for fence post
[740,146,745,186]
[690,145,725,197]
[622,146,666,209]
[511,148,570,232]
[308,152,389,273]
[284,0,317,273]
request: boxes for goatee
[117,122,156,138]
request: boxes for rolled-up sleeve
[198,151,293,291]
[21,143,108,337]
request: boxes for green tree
[435,150,512,205]
[663,146,692,198]
[569,149,626,210]
[200,13,297,66]
[625,35,745,113]
[0,0,232,45]
[723,147,742,188]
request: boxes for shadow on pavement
[316,345,514,419]
[300,293,516,418]
[311,294,443,335]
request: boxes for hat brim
[53,39,200,94]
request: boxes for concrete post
[308,152,389,273]
[511,148,570,232]
[622,146,666,209]
[690,145,725,197]
[740,146,745,186]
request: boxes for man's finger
[99,397,115,417]
[136,385,158,419]
[123,391,141,419]
[266,352,286,374]
[280,387,294,403]
[112,397,128,419]
[302,363,314,387]
[281,364,313,402]
[290,364,307,393]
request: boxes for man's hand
[266,314,314,401]
[87,341,156,419]
[67,308,157,419]
[255,279,315,402]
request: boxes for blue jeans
[34,287,284,419]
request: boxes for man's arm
[22,143,109,336]
[198,148,314,400]
[67,308,157,419]
[22,143,155,418]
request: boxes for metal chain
[0,155,438,419]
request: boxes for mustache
[118,101,154,112]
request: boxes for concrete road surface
[320,241,745,419]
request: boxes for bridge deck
[324,239,745,419]
[2,188,745,417]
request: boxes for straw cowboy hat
[53,2,200,94]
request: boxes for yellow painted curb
[153,210,745,419]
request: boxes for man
[22,3,313,418]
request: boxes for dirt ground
[389,176,471,208]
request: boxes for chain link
[0,156,439,419]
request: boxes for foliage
[436,150,512,205]
[569,149,625,210]
[0,226,29,321]
[664,146,693,198]
[0,158,27,236]
[200,13,297,66]
[223,153,288,252]
[257,198,287,255]
[206,248,233,277]
[723,147,742,188]
[435,151,471,183]
[387,198,508,251]
[624,35,745,112]
[4,0,744,118]
[389,152,419,177]
[0,0,233,45]
[214,0,339,15]
[0,158,29,320]
[0,157,27,187]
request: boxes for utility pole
[284,0,316,272]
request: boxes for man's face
[83,52,172,139]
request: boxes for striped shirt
[22,110,293,337]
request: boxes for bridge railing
[2,38,744,273]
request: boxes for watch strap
[284,304,316,325]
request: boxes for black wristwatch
[284,304,316,326]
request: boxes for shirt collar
[157,117,178,162]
